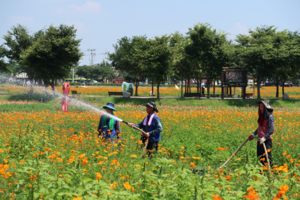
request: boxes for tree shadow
[7,94,56,103]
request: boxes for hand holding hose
[259,137,266,144]
[248,133,255,141]
[127,122,149,137]
[128,123,135,128]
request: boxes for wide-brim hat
[257,99,273,110]
[143,101,158,112]
[103,102,116,111]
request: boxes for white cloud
[55,1,101,14]
[65,20,86,33]
[227,23,249,39]
[6,16,34,27]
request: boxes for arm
[253,128,258,135]
[264,115,274,139]
[149,117,162,136]
[135,120,144,129]
[116,121,121,140]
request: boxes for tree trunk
[51,79,55,96]
[151,79,154,95]
[29,77,35,94]
[276,75,279,98]
[282,80,285,95]
[206,74,210,99]
[157,82,160,99]
[199,79,202,95]
[135,81,139,96]
[181,76,183,98]
[257,75,261,99]
[196,77,199,93]
[45,85,48,95]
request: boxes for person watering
[128,101,162,154]
[248,99,274,167]
[98,102,121,141]
[62,82,70,112]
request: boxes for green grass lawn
[79,96,300,108]
[1,94,300,112]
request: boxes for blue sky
[1,0,299,66]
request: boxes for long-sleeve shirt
[253,114,274,139]
[135,113,162,142]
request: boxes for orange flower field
[0,104,299,199]
[2,85,300,98]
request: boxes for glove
[259,137,266,144]
[248,133,255,141]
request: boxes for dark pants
[141,136,158,157]
[257,138,272,167]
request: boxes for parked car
[284,81,293,87]
[264,83,276,86]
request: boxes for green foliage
[235,26,300,98]
[20,25,83,89]
[2,25,35,78]
[185,23,230,98]
[0,45,9,72]
[75,63,116,81]
[109,36,149,96]
[0,103,299,199]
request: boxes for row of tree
[75,60,116,81]
[0,24,82,93]
[109,24,300,98]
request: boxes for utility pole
[101,50,107,66]
[72,67,74,83]
[88,49,96,66]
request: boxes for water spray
[0,74,148,153]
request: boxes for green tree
[76,65,91,80]
[94,60,116,80]
[109,36,148,96]
[2,25,36,84]
[143,35,171,98]
[0,45,9,72]
[236,26,276,99]
[21,25,83,95]
[185,23,229,98]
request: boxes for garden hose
[122,121,149,155]
[216,135,270,171]
[216,137,249,171]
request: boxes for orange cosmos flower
[225,175,231,181]
[82,158,88,165]
[123,182,132,190]
[244,187,260,200]
[190,162,196,167]
[212,194,223,200]
[29,175,37,180]
[95,172,102,180]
